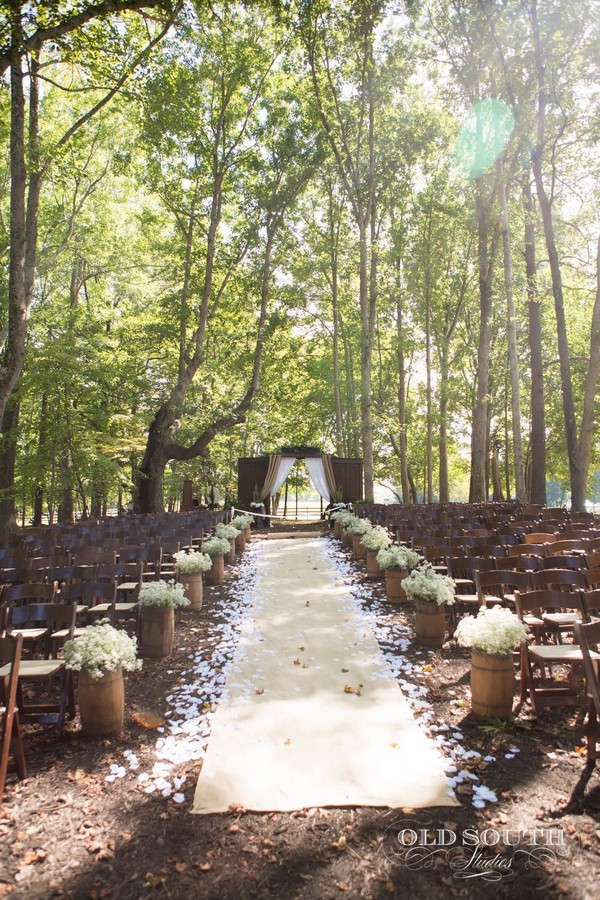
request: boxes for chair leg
[586,700,599,763]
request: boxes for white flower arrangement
[216,523,239,540]
[202,535,231,558]
[344,517,373,536]
[138,579,190,609]
[230,514,253,530]
[360,525,392,552]
[454,605,529,656]
[376,545,422,571]
[63,620,142,680]
[174,550,211,576]
[402,564,455,605]
[330,509,356,527]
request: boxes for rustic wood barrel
[414,598,446,648]
[139,606,174,659]
[180,572,203,610]
[385,568,408,602]
[470,649,515,718]
[206,554,225,585]
[366,549,383,580]
[78,668,125,737]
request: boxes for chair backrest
[582,588,600,619]
[59,581,116,607]
[514,588,586,622]
[507,543,548,559]
[475,569,531,603]
[523,532,558,544]
[0,567,46,585]
[530,568,587,591]
[586,567,600,589]
[585,551,600,570]
[573,620,600,720]
[2,582,55,605]
[549,539,587,556]
[71,549,117,567]
[541,555,584,571]
[95,562,143,585]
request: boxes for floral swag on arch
[259,454,338,502]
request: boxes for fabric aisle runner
[192,537,457,813]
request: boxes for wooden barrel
[334,520,342,539]
[352,536,367,561]
[470,649,515,718]
[226,538,236,564]
[206,553,225,585]
[414,598,446,648]
[235,530,246,553]
[139,606,174,659]
[341,529,353,548]
[366,549,383,580]
[181,572,203,610]
[244,526,252,543]
[78,668,124,737]
[385,568,408,603]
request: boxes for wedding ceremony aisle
[193,536,457,813]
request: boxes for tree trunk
[396,260,411,504]
[0,399,20,533]
[522,175,546,505]
[530,0,584,510]
[579,235,600,497]
[499,173,527,501]
[470,182,498,502]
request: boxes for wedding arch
[237,448,363,513]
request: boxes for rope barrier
[230,506,322,521]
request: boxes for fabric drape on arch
[260,453,338,502]
[305,457,331,502]
[260,454,282,500]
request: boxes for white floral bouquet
[330,509,356,528]
[454,605,528,656]
[202,535,231,558]
[343,516,373,536]
[230,514,253,530]
[360,525,392,552]
[376,545,422,571]
[138,579,190,609]
[216,523,239,540]
[174,550,211,575]
[402,564,455,605]
[63,620,142,680]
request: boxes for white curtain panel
[268,457,296,498]
[305,457,331,501]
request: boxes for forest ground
[2,524,600,900]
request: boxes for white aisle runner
[192,538,457,813]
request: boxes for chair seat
[0,659,64,679]
[114,602,138,612]
[115,582,139,593]
[528,644,599,663]
[50,627,86,640]
[9,627,48,642]
[542,613,579,626]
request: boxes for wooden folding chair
[573,621,600,763]
[515,589,588,717]
[0,634,26,809]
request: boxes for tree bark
[522,175,546,505]
[499,171,527,501]
[470,181,499,502]
[0,399,20,534]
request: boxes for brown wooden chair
[529,568,588,593]
[475,568,532,608]
[573,621,600,763]
[515,589,588,716]
[523,531,559,544]
[0,634,26,810]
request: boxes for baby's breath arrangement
[330,509,356,528]
[216,523,239,540]
[202,535,231,558]
[174,550,211,576]
[344,516,373,536]
[454,606,528,656]
[63,620,142,680]
[403,564,455,605]
[376,545,422,571]
[138,579,190,608]
[360,525,392,552]
[230,514,253,530]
